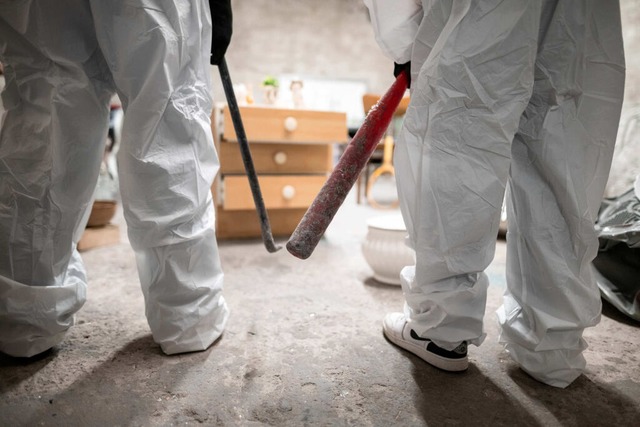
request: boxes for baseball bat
[286,69,409,259]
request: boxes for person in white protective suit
[0,0,233,357]
[364,0,625,388]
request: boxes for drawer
[219,141,333,174]
[222,106,347,144]
[222,175,326,210]
[215,208,307,239]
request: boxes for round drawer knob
[273,151,288,165]
[284,116,298,132]
[282,185,296,200]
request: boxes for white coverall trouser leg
[391,0,624,387]
[0,0,229,357]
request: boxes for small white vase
[362,215,415,285]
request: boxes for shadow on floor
[1,335,228,426]
[601,299,640,327]
[507,365,640,426]
[391,347,640,427]
[0,348,60,394]
[410,361,540,426]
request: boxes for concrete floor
[1,189,639,426]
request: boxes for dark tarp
[593,176,640,321]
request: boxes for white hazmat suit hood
[0,0,229,357]
[364,0,625,387]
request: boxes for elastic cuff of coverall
[426,329,485,351]
[0,275,85,358]
[496,304,590,353]
[156,298,230,355]
[502,341,585,388]
[0,331,67,358]
[404,308,486,351]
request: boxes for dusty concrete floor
[1,190,639,426]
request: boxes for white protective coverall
[0,0,229,357]
[365,0,625,387]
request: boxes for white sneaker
[383,312,468,372]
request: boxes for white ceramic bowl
[362,214,415,285]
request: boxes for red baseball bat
[286,70,409,259]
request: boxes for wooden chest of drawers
[211,105,347,239]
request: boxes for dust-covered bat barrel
[286,70,409,259]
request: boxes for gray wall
[211,0,393,104]
[214,0,639,108]
[621,0,640,109]
[213,0,640,195]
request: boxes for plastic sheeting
[593,175,640,320]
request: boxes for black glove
[394,62,411,89]
[209,0,233,65]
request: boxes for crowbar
[218,58,281,253]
